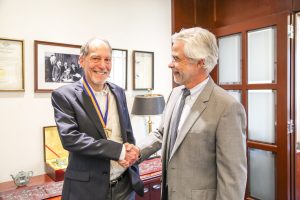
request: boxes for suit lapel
[162,86,184,161]
[74,82,107,139]
[164,87,184,139]
[169,78,215,160]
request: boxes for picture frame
[34,40,81,93]
[0,38,24,91]
[109,49,127,90]
[133,50,154,90]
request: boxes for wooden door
[212,12,292,200]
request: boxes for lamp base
[147,116,152,134]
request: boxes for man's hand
[118,143,140,168]
[124,143,140,155]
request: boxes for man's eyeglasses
[171,56,195,64]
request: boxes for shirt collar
[81,78,108,96]
[188,77,209,97]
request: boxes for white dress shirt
[93,85,126,181]
[175,78,209,137]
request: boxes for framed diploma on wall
[109,49,128,90]
[133,50,154,90]
[0,38,24,91]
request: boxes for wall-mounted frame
[133,50,154,90]
[109,49,127,90]
[34,40,81,93]
[0,38,24,91]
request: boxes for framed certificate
[109,49,127,90]
[0,38,24,91]
[133,50,154,90]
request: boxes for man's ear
[78,56,84,67]
[198,59,205,68]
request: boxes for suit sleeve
[51,89,123,161]
[120,89,136,145]
[216,101,247,200]
[138,126,163,162]
[138,90,173,161]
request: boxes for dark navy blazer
[51,81,144,200]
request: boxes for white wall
[0,0,172,182]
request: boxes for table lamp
[131,94,165,133]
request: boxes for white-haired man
[139,27,247,200]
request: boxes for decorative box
[43,126,68,181]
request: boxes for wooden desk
[0,174,161,200]
[0,158,161,200]
[0,174,61,199]
[0,174,53,193]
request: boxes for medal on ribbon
[82,77,111,138]
[104,128,112,138]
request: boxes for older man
[51,38,143,200]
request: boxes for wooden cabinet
[136,174,161,200]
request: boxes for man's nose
[168,61,175,68]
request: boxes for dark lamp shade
[131,94,165,116]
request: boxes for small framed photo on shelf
[109,49,127,90]
[0,38,24,91]
[34,40,82,93]
[133,50,154,90]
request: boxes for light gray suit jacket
[140,78,247,200]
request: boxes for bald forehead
[90,39,109,48]
[80,38,112,56]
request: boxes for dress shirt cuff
[119,144,126,160]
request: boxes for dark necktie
[169,88,190,156]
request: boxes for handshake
[118,143,140,168]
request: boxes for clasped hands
[118,143,140,168]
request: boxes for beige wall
[0,0,172,182]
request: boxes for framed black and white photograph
[0,38,24,91]
[133,50,154,90]
[109,49,127,89]
[34,40,82,92]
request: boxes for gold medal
[104,128,112,138]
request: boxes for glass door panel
[248,27,277,84]
[218,34,242,84]
[249,148,276,200]
[248,90,276,143]
[227,90,241,103]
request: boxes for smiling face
[168,40,207,89]
[79,40,112,91]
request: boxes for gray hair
[80,38,112,57]
[171,27,218,73]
